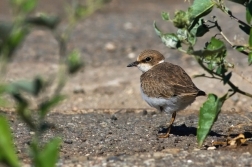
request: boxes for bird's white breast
[140,87,194,114]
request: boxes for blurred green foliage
[0,0,109,166]
[155,0,252,147]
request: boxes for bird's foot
[157,132,170,138]
[157,125,172,138]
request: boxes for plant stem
[195,57,252,98]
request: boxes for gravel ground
[1,0,252,166]
[2,109,252,166]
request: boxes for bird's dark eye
[145,57,152,62]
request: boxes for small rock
[110,115,117,121]
[128,52,136,59]
[153,152,164,158]
[64,140,73,144]
[207,146,216,150]
[231,95,239,102]
[105,42,116,51]
[174,137,181,143]
[187,160,193,163]
[107,156,122,162]
[123,22,133,30]
[67,123,75,127]
[142,110,148,116]
[30,131,35,135]
[72,107,78,112]
[73,86,85,94]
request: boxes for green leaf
[188,35,197,46]
[206,37,224,51]
[25,14,60,29]
[235,45,245,51]
[216,64,227,75]
[177,29,188,41]
[188,0,214,21]
[161,12,170,21]
[173,10,190,28]
[197,93,227,147]
[161,33,180,49]
[249,28,252,47]
[193,37,226,70]
[0,116,20,167]
[10,0,37,13]
[239,24,250,35]
[246,1,252,24]
[74,5,89,19]
[7,77,43,96]
[21,0,37,13]
[66,50,84,74]
[39,95,65,118]
[32,138,61,167]
[6,27,28,57]
[190,19,209,37]
[12,93,34,129]
[0,21,13,42]
[223,72,232,85]
[248,52,252,65]
[154,22,180,49]
[153,21,162,37]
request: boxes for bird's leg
[158,112,176,138]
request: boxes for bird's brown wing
[140,62,200,98]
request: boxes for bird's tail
[197,90,206,96]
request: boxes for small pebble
[142,110,148,116]
[128,52,136,59]
[207,146,216,150]
[72,107,78,112]
[111,115,117,121]
[123,22,133,30]
[187,160,193,163]
[174,138,181,143]
[30,131,35,135]
[73,86,85,94]
[105,42,116,51]
[64,140,73,144]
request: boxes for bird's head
[127,50,165,72]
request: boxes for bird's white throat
[137,60,164,72]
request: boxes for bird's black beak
[127,61,139,67]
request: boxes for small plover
[127,50,205,138]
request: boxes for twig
[195,57,252,98]
[194,74,222,80]
[208,17,249,56]
[226,10,251,29]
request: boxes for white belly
[140,87,195,114]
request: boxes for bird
[127,50,206,138]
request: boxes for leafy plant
[155,0,252,146]
[0,0,108,166]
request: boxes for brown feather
[140,62,203,98]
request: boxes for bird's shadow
[158,123,223,137]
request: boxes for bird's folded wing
[140,63,199,98]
